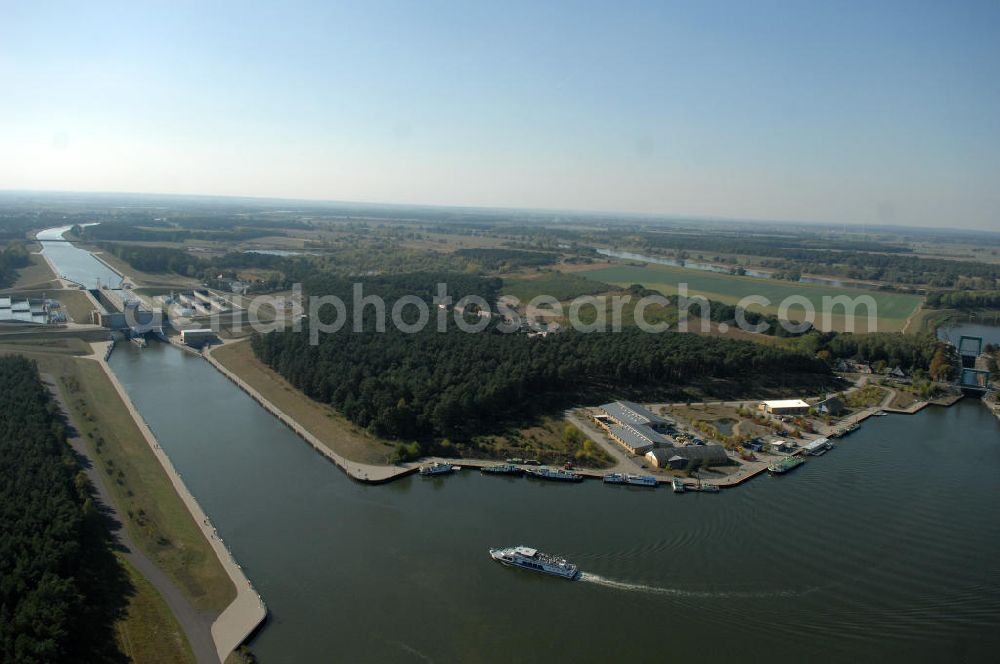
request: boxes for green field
[578,263,922,332]
[501,272,612,303]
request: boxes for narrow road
[564,409,643,473]
[43,375,219,664]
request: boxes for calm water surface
[42,226,1000,662]
[37,224,123,288]
[109,343,1000,663]
[937,321,1000,347]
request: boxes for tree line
[453,247,557,271]
[788,330,953,374]
[0,356,128,662]
[0,242,31,288]
[77,223,279,243]
[925,290,1000,310]
[627,232,1000,288]
[252,321,831,446]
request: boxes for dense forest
[453,247,557,271]
[0,356,128,663]
[96,242,316,292]
[789,331,952,374]
[252,324,832,445]
[925,290,1000,310]
[77,223,280,244]
[638,231,910,256]
[0,242,31,288]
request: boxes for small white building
[759,399,810,416]
[803,437,832,455]
[180,328,216,347]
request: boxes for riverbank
[199,343,789,490]
[97,341,267,662]
[202,339,977,491]
[204,340,409,482]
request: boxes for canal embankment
[203,342,412,483]
[96,341,267,662]
[42,372,208,663]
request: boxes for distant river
[39,226,1000,662]
[37,224,123,289]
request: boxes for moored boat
[525,466,583,482]
[489,546,579,579]
[419,462,455,476]
[603,473,626,484]
[625,474,657,487]
[672,477,686,493]
[481,463,523,476]
[768,456,806,474]
[698,482,720,493]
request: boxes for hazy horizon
[2,1,998,230]
[5,186,1000,236]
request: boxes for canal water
[37,225,124,289]
[38,227,1000,661]
[937,321,1000,348]
[108,343,1000,663]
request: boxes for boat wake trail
[578,572,815,599]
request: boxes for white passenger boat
[489,546,579,579]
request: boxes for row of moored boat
[420,461,721,491]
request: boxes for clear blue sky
[2,1,998,229]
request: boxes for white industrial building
[758,399,810,416]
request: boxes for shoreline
[96,341,266,662]
[203,342,415,483]
[198,341,971,491]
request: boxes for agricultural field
[501,271,613,303]
[578,263,922,332]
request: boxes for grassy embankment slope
[83,245,201,290]
[0,241,59,291]
[116,556,196,664]
[576,263,922,332]
[212,338,396,464]
[0,345,236,614]
[7,249,61,290]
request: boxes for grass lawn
[211,339,396,464]
[57,288,98,323]
[0,346,236,613]
[0,337,92,355]
[844,384,888,408]
[470,416,614,468]
[888,389,919,410]
[577,263,922,332]
[115,555,195,664]
[87,247,200,289]
[4,251,60,291]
